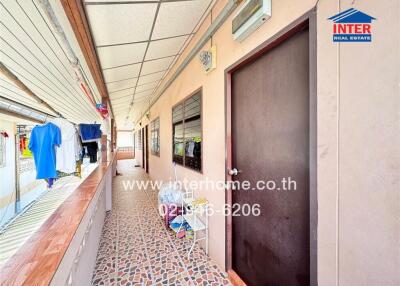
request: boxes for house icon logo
[328,8,376,42]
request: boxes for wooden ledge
[0,153,116,286]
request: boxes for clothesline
[28,117,108,188]
[44,114,100,127]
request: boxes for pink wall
[137,0,317,269]
[317,0,400,285]
[135,0,400,284]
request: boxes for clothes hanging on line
[87,142,98,163]
[57,160,82,179]
[46,178,55,188]
[75,127,83,161]
[19,135,33,158]
[19,136,26,151]
[193,142,201,158]
[174,142,184,156]
[79,124,102,143]
[186,141,195,157]
[83,141,99,163]
[29,122,61,179]
[49,117,82,174]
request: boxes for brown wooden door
[145,125,149,173]
[230,28,310,285]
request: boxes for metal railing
[117,146,133,152]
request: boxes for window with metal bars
[150,117,160,156]
[172,90,202,172]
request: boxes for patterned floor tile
[97,237,117,256]
[187,261,231,286]
[92,160,231,286]
[181,245,211,270]
[146,239,176,260]
[169,235,193,253]
[149,252,186,284]
[118,228,143,240]
[117,260,153,286]
[92,276,118,286]
[118,246,148,266]
[92,256,117,286]
[154,272,193,286]
[142,227,169,241]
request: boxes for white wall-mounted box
[232,0,272,42]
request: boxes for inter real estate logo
[328,8,376,42]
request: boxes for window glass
[150,117,160,156]
[172,91,202,171]
[172,104,184,165]
[183,93,201,171]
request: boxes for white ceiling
[84,0,215,128]
[0,0,103,124]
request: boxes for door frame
[224,9,318,286]
[133,131,136,159]
[145,124,149,173]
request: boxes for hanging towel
[79,124,102,143]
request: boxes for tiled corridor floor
[92,160,231,286]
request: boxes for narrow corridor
[92,160,231,286]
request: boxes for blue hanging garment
[29,122,61,179]
[79,124,102,143]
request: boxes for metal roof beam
[0,62,62,117]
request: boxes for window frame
[150,117,160,157]
[171,88,203,173]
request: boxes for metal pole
[14,133,21,214]
[37,0,105,119]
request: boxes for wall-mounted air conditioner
[232,0,272,42]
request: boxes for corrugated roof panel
[0,1,102,124]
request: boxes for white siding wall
[0,120,16,227]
